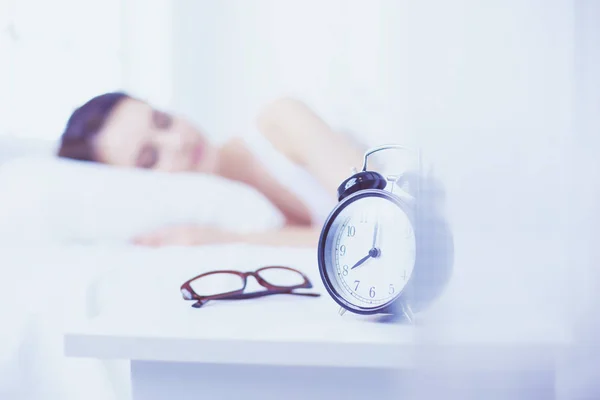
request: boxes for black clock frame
[317,188,420,315]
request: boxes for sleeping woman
[57,92,366,248]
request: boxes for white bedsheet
[0,243,319,400]
[1,245,123,400]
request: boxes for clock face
[319,191,416,312]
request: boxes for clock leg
[400,301,415,324]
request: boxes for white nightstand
[64,244,570,400]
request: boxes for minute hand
[372,220,380,249]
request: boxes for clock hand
[351,219,382,271]
[350,247,382,270]
[371,219,380,249]
[350,253,372,270]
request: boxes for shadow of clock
[384,170,455,323]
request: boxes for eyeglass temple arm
[219,290,321,301]
[191,290,321,307]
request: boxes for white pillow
[0,156,285,244]
[0,136,56,164]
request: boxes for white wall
[120,0,174,109]
[557,1,600,397]
[0,0,123,139]
[171,0,411,146]
[402,0,574,267]
[0,0,173,141]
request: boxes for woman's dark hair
[57,91,130,161]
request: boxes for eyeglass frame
[180,265,320,308]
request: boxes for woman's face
[93,98,218,173]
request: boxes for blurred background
[0,0,589,303]
[0,0,586,238]
[0,0,582,148]
[0,0,599,398]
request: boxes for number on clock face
[329,195,416,307]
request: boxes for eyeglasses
[180,266,321,308]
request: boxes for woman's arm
[132,224,320,248]
[256,97,366,196]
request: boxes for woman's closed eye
[152,110,172,130]
[137,144,159,169]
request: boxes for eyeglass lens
[257,267,306,287]
[189,268,306,297]
[189,272,245,297]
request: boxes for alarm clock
[317,144,454,321]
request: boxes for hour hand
[351,253,371,270]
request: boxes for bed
[0,136,300,399]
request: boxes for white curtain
[0,0,123,139]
